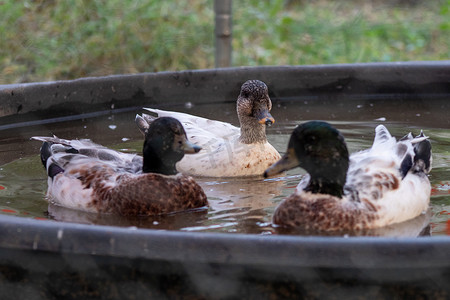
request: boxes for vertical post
[214,0,232,68]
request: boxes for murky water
[0,99,448,237]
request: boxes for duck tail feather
[374,125,393,145]
[47,162,64,179]
[135,114,151,135]
[399,132,414,141]
[399,153,413,178]
[141,113,156,123]
[39,141,53,168]
[372,125,396,153]
[413,137,432,174]
[31,136,72,147]
[410,131,429,144]
[143,107,159,115]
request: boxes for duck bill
[256,109,275,127]
[182,140,202,154]
[264,148,299,177]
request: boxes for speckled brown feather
[345,169,400,203]
[72,164,207,216]
[273,192,380,231]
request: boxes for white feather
[33,136,143,173]
[141,108,280,177]
[296,125,431,228]
[348,125,430,227]
[44,154,103,212]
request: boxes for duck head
[237,80,275,144]
[264,121,349,198]
[143,117,201,175]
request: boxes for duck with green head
[32,117,208,216]
[264,121,432,231]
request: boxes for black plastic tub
[0,62,449,299]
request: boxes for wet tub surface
[0,98,449,237]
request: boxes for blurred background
[1,0,449,84]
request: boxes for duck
[32,117,208,216]
[264,121,432,231]
[135,80,281,177]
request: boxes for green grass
[1,0,449,84]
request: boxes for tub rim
[1,61,450,119]
[0,214,449,270]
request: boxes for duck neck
[304,175,345,198]
[239,117,267,144]
[142,146,178,176]
[303,161,348,198]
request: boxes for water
[0,99,448,237]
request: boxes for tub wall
[1,62,449,119]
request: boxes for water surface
[0,99,448,237]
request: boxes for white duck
[135,80,281,177]
[264,121,432,231]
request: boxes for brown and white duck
[32,117,208,216]
[264,121,432,231]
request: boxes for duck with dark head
[32,117,208,216]
[265,121,432,232]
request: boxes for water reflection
[274,209,433,237]
[48,204,209,230]
[201,177,283,214]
